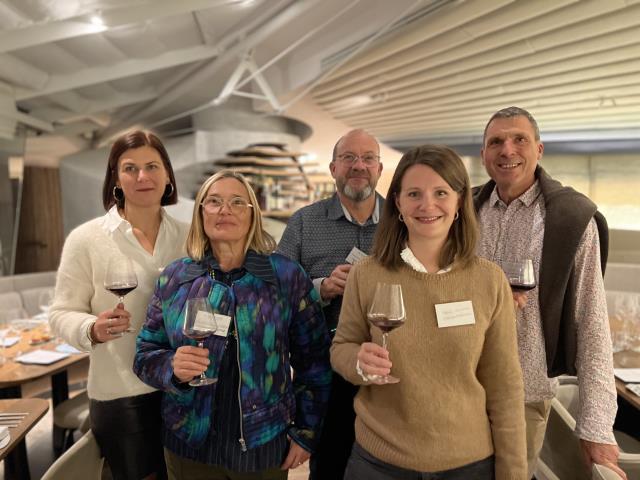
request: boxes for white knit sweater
[49,207,188,401]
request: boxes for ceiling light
[90,14,104,26]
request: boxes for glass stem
[198,341,206,379]
[382,332,388,351]
[118,296,124,304]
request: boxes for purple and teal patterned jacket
[133,250,331,452]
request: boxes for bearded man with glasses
[277,129,384,480]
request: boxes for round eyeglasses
[337,153,380,167]
[201,197,253,214]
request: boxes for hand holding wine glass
[365,283,406,385]
[182,298,218,387]
[104,257,138,333]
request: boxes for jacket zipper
[229,286,247,452]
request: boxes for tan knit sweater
[331,256,527,479]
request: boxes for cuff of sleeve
[79,319,96,351]
[170,374,192,392]
[312,277,330,307]
[575,421,617,445]
[355,359,370,382]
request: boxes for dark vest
[473,166,609,377]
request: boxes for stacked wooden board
[207,143,334,218]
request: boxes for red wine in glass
[104,257,138,333]
[183,298,218,386]
[366,283,406,385]
[501,259,536,292]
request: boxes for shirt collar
[400,245,452,274]
[100,205,167,234]
[489,180,541,208]
[328,193,380,225]
[182,250,277,285]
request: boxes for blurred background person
[332,145,526,479]
[49,130,188,480]
[134,170,331,480]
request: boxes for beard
[337,177,375,202]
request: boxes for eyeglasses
[201,197,253,215]
[337,153,380,167]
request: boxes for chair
[53,389,90,452]
[540,378,640,479]
[41,430,103,480]
[592,464,624,480]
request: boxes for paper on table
[614,368,640,383]
[1,337,20,347]
[55,343,81,354]
[15,349,70,365]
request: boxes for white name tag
[346,246,367,265]
[193,311,217,332]
[435,301,475,328]
[214,313,232,337]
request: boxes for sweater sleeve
[330,264,371,385]
[476,271,527,478]
[49,226,97,352]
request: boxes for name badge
[346,247,367,265]
[435,301,475,328]
[193,311,217,332]
[214,313,232,337]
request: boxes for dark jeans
[344,443,495,480]
[309,372,358,480]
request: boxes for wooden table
[0,325,89,461]
[0,398,49,479]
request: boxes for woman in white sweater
[49,130,188,480]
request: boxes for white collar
[341,196,380,225]
[400,245,452,274]
[99,205,165,234]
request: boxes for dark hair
[101,130,178,211]
[372,144,478,270]
[483,106,540,144]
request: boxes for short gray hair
[483,106,540,144]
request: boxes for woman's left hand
[280,438,311,470]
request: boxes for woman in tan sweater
[331,145,527,479]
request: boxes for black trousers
[309,372,358,480]
[90,391,167,480]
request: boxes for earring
[398,213,404,222]
[454,211,459,220]
[163,183,175,198]
[113,186,124,202]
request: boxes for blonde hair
[186,170,276,261]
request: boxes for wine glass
[366,283,406,384]
[104,257,138,333]
[500,259,536,291]
[38,288,54,314]
[182,298,218,387]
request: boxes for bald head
[332,129,379,163]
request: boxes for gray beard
[342,183,374,202]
